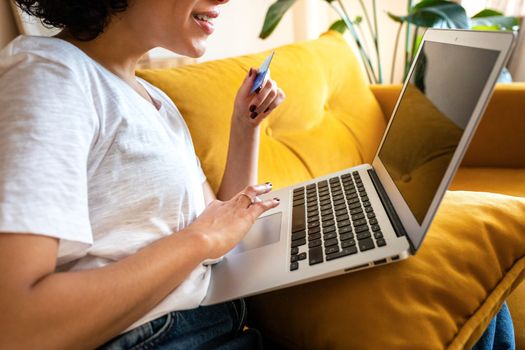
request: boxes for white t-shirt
[0,36,210,330]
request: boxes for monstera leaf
[471,9,520,31]
[388,0,469,29]
[259,0,297,39]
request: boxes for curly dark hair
[13,0,129,40]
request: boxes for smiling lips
[192,11,219,35]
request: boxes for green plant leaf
[471,16,520,31]
[472,9,504,18]
[388,0,469,29]
[329,19,348,34]
[259,0,297,39]
[354,16,363,25]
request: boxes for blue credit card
[250,51,275,94]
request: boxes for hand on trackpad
[232,212,282,255]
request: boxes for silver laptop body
[203,29,515,306]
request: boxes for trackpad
[232,213,282,254]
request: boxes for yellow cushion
[137,32,525,349]
[137,31,386,192]
[247,191,525,349]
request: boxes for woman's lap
[98,299,262,350]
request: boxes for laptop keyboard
[290,171,387,271]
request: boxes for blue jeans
[98,299,262,350]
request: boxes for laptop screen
[378,41,499,224]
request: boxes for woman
[0,0,285,349]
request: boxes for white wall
[198,0,297,62]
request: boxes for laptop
[202,29,515,305]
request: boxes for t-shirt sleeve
[0,53,98,260]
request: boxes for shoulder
[0,36,93,92]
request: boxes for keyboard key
[339,226,352,234]
[335,209,347,216]
[308,216,320,223]
[374,232,383,239]
[308,239,322,248]
[362,201,372,207]
[353,219,367,227]
[326,246,358,261]
[325,246,339,255]
[291,247,299,255]
[356,231,371,240]
[349,202,361,210]
[351,213,365,221]
[350,208,363,215]
[306,184,316,190]
[308,221,320,229]
[377,238,386,247]
[308,233,321,241]
[341,239,356,248]
[291,254,300,263]
[367,212,376,218]
[369,218,378,225]
[371,225,381,232]
[334,204,346,211]
[309,246,324,265]
[365,207,374,213]
[339,233,353,241]
[348,197,360,204]
[290,262,299,271]
[293,199,304,207]
[309,226,321,235]
[322,214,334,222]
[359,238,375,252]
[323,232,337,241]
[355,225,369,233]
[336,214,349,221]
[321,209,332,216]
[318,180,328,188]
[291,205,306,233]
[337,220,351,228]
[293,187,304,194]
[324,238,338,247]
[291,238,306,248]
[322,220,335,228]
[361,196,369,202]
[323,225,336,233]
[298,252,307,260]
[291,231,306,241]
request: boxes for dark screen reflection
[378,41,499,224]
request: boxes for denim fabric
[473,303,515,350]
[98,299,262,350]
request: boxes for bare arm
[216,68,285,200]
[0,185,278,350]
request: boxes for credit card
[250,51,275,94]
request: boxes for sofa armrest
[370,84,525,168]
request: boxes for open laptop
[202,29,515,305]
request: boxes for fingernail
[266,182,272,188]
[264,107,270,113]
[249,105,257,113]
[273,197,280,202]
[255,87,261,94]
[250,112,258,119]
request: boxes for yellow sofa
[138,31,525,349]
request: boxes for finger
[248,79,276,119]
[252,89,285,123]
[238,68,258,96]
[247,197,281,219]
[235,183,273,208]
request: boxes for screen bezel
[372,29,515,252]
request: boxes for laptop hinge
[367,169,415,253]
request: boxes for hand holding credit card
[250,51,275,94]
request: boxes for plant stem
[404,0,414,78]
[391,23,403,84]
[406,25,419,80]
[333,0,378,83]
[372,0,382,83]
